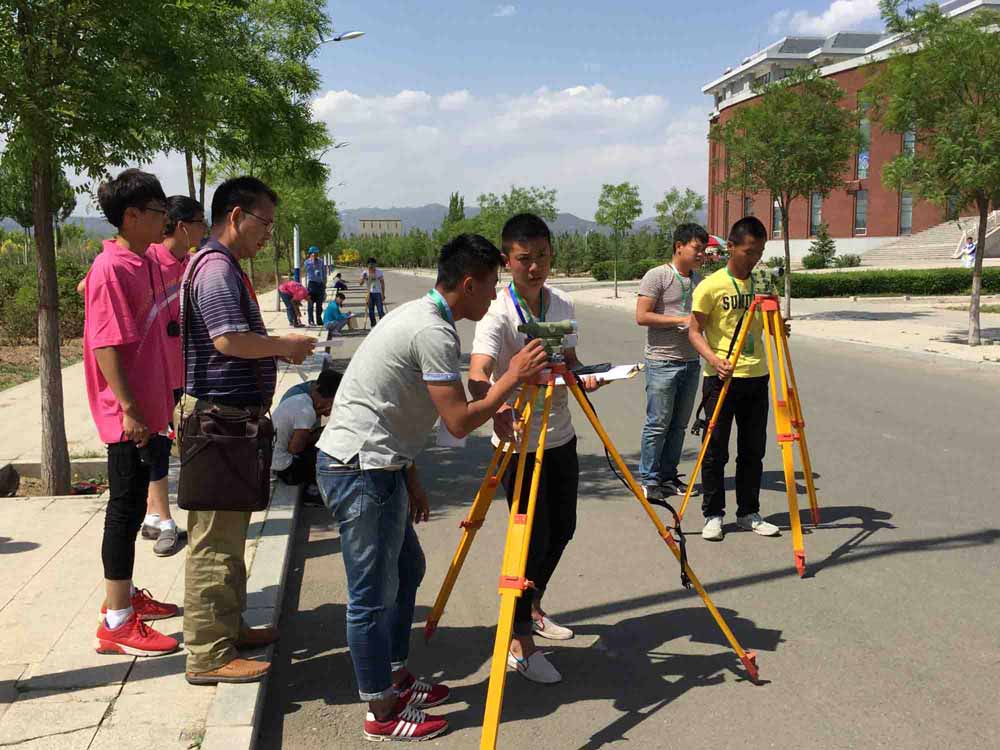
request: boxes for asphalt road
[259,270,1000,750]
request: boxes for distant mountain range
[3,205,707,239]
[338,203,706,237]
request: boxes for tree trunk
[782,204,792,320]
[185,150,196,199]
[198,142,207,207]
[32,149,72,495]
[968,195,989,346]
[613,231,619,299]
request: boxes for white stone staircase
[860,219,971,267]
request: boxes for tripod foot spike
[794,551,806,578]
[740,651,760,682]
[424,619,438,643]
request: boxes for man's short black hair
[335,292,346,301]
[728,216,768,246]
[501,213,551,253]
[367,257,377,265]
[436,234,503,291]
[210,176,279,224]
[314,368,343,399]
[164,195,204,236]
[97,169,167,229]
[673,222,709,249]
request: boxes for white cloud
[493,4,516,17]
[770,0,881,36]
[311,84,710,219]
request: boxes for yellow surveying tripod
[425,357,761,750]
[677,293,820,577]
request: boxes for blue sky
[104,0,886,221]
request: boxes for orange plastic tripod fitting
[794,551,806,578]
[740,651,760,683]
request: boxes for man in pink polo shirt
[139,196,205,557]
[83,169,180,657]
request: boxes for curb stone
[200,481,301,750]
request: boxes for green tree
[0,134,76,233]
[654,187,706,243]
[865,2,1000,345]
[802,223,837,269]
[710,67,860,318]
[474,186,558,247]
[594,182,642,297]
[443,192,465,228]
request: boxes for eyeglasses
[243,209,275,232]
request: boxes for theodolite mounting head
[517,319,577,361]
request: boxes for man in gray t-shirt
[314,234,548,742]
[635,223,709,500]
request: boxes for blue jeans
[368,292,385,326]
[316,452,426,701]
[638,358,701,486]
[279,291,297,326]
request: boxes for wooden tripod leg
[778,326,820,526]
[481,383,554,750]
[678,300,760,520]
[762,308,806,577]
[565,379,760,682]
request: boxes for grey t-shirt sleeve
[193,257,250,339]
[412,325,462,383]
[638,266,667,300]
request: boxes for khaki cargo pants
[183,508,252,673]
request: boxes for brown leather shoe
[185,658,270,685]
[235,625,279,650]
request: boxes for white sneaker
[532,615,574,640]
[737,513,780,537]
[507,650,562,684]
[702,516,724,541]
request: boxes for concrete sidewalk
[0,288,363,749]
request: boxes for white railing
[953,210,1000,258]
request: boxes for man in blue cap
[305,246,327,326]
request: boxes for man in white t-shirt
[469,213,601,686]
[360,257,387,326]
[272,369,341,502]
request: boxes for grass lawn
[945,304,1000,314]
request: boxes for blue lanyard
[427,289,454,328]
[508,283,547,325]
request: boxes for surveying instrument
[677,267,820,577]
[424,319,761,750]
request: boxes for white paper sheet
[552,363,643,386]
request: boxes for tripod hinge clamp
[498,575,534,592]
[460,519,484,530]
[777,432,800,443]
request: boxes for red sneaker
[395,673,450,708]
[95,613,179,656]
[100,588,179,622]
[364,703,448,742]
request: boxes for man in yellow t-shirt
[689,217,780,542]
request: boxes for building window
[902,129,916,156]
[772,199,782,239]
[743,196,753,216]
[854,189,868,235]
[809,192,823,236]
[857,118,871,179]
[900,191,913,235]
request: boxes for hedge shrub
[0,257,86,344]
[789,268,1000,298]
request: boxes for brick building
[702,0,997,260]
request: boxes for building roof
[703,0,999,106]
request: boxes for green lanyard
[725,268,755,355]
[669,264,693,313]
[508,283,547,323]
[427,289,454,329]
